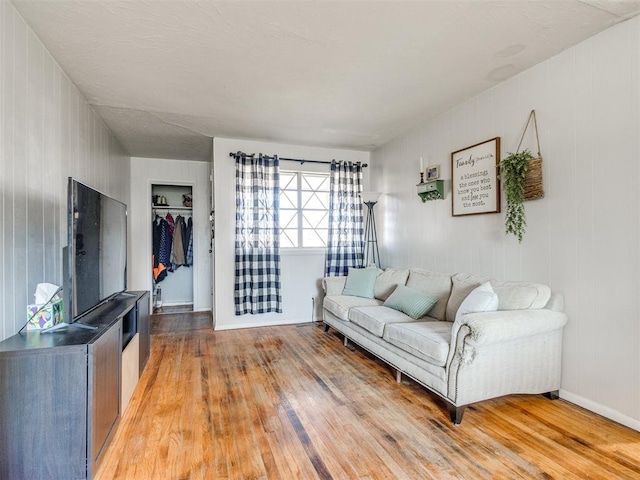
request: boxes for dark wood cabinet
[0,344,88,479]
[0,291,150,480]
[89,318,122,475]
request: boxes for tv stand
[0,291,150,480]
[41,321,98,333]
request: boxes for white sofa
[322,268,568,424]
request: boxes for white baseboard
[214,317,316,331]
[560,390,640,432]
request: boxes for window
[279,171,330,248]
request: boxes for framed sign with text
[451,137,501,216]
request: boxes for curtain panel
[234,153,282,315]
[325,160,364,276]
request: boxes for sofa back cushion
[446,273,552,321]
[405,269,452,321]
[374,268,410,301]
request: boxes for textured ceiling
[11,0,640,161]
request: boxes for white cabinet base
[121,333,140,413]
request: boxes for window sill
[281,248,326,256]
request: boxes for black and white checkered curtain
[325,160,364,276]
[235,153,282,315]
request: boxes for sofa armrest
[446,309,568,406]
[322,276,347,296]
[452,309,568,347]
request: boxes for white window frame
[279,170,330,249]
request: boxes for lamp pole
[360,192,382,268]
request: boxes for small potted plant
[499,149,533,242]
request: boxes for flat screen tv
[66,178,127,321]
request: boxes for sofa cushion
[446,273,486,321]
[349,306,417,338]
[493,279,551,310]
[342,267,380,299]
[383,285,438,319]
[406,269,452,321]
[323,296,383,321]
[322,276,347,296]
[374,268,410,301]
[455,281,499,322]
[384,321,452,366]
[446,273,552,321]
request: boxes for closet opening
[152,184,194,314]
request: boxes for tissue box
[26,299,63,330]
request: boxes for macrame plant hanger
[517,109,545,201]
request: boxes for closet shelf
[152,206,192,211]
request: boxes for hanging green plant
[499,149,533,242]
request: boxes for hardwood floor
[96,313,640,479]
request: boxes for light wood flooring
[96,312,640,479]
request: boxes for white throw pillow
[455,281,499,323]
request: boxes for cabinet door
[138,291,151,374]
[88,319,122,477]
[0,348,88,480]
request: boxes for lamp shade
[361,191,382,203]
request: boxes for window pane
[280,209,298,229]
[303,229,327,247]
[301,191,329,209]
[280,229,299,247]
[280,190,298,209]
[302,210,327,229]
[302,174,330,191]
[280,172,297,190]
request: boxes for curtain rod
[229,151,368,168]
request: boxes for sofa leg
[343,336,349,347]
[396,369,402,383]
[447,404,465,425]
[542,390,560,400]
[323,323,330,333]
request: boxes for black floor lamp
[360,192,381,268]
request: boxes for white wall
[0,1,130,341]
[371,17,640,430]
[129,157,212,312]
[213,137,369,330]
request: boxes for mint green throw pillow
[384,284,438,319]
[342,267,379,299]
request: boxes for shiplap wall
[0,1,130,340]
[213,137,369,330]
[371,17,640,430]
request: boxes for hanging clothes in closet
[185,217,193,266]
[153,212,193,282]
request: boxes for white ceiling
[11,0,640,161]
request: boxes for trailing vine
[499,149,532,242]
